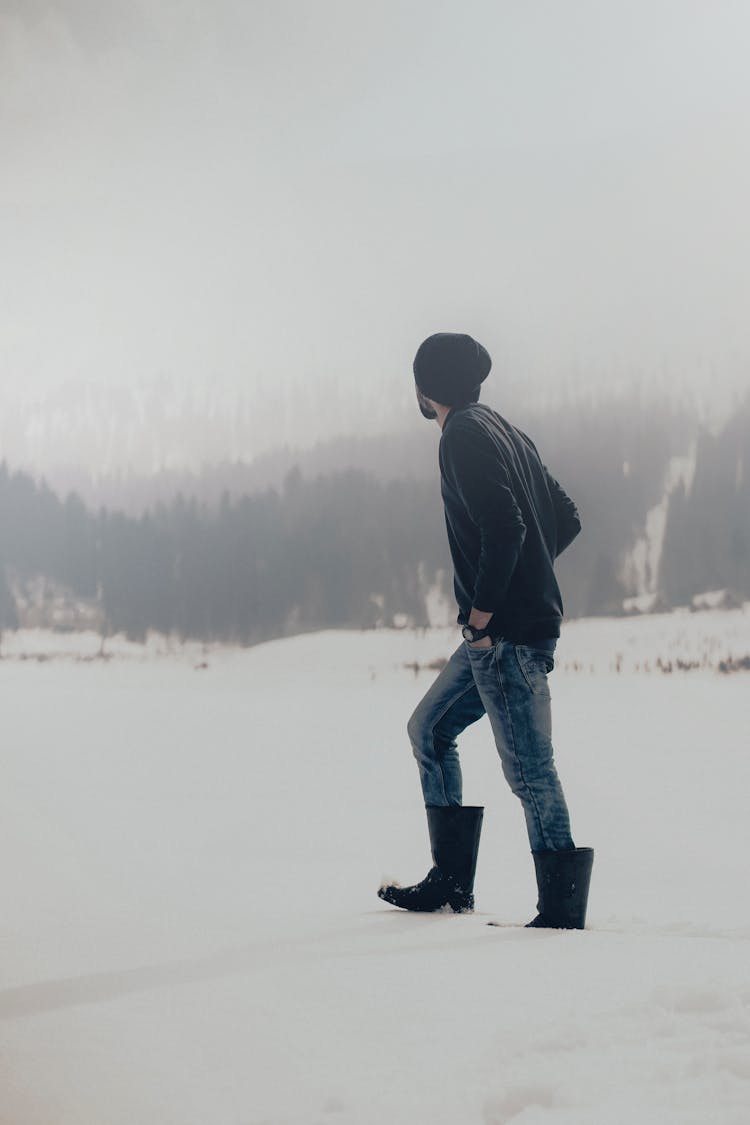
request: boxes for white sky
[1,0,749,455]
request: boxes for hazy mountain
[2,385,721,645]
[1,377,701,515]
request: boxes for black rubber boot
[526,847,594,929]
[378,806,484,913]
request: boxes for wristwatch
[462,624,491,643]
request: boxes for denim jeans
[407,638,574,852]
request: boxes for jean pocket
[514,644,554,693]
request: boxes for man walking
[378,333,593,928]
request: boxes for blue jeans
[407,638,574,852]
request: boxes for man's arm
[518,429,581,558]
[545,469,581,556]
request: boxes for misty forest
[1,389,747,645]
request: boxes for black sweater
[438,403,581,642]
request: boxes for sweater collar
[442,402,473,431]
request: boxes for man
[378,332,594,928]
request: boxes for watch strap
[462,624,491,642]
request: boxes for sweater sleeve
[442,423,526,612]
[544,469,582,556]
[518,428,582,558]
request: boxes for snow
[2,615,750,1124]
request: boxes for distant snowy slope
[2,602,748,673]
[621,447,697,610]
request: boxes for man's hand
[468,607,492,631]
[466,607,493,648]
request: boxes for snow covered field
[2,610,750,1124]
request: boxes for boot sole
[378,888,474,913]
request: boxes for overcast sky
[1,0,749,459]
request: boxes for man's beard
[416,386,438,420]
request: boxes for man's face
[416,385,438,420]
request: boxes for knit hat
[413,333,492,406]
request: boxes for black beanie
[412,333,492,406]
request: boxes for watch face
[462,626,474,641]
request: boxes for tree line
[0,393,747,643]
[0,466,448,642]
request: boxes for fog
[1,0,750,470]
